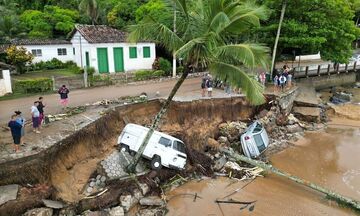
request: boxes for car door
[169,140,187,169]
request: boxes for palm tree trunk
[126,69,189,173]
[270,0,287,78]
[221,148,360,211]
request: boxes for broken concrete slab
[139,196,165,206]
[23,207,53,216]
[213,156,227,171]
[119,194,138,212]
[293,107,321,123]
[42,199,65,209]
[138,183,150,196]
[109,206,124,216]
[286,124,303,133]
[0,184,18,206]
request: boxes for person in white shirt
[279,74,287,92]
[31,101,40,134]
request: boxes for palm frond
[162,0,188,18]
[209,61,265,105]
[216,43,270,69]
[209,12,231,34]
[127,17,184,52]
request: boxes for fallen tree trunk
[221,148,360,211]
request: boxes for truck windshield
[173,140,186,153]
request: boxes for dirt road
[0,77,202,124]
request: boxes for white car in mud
[118,123,187,170]
[240,121,269,158]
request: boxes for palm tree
[79,0,98,25]
[126,0,270,172]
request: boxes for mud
[0,97,262,203]
[167,123,360,215]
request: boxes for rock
[136,208,166,216]
[109,206,124,216]
[218,136,228,144]
[293,107,321,123]
[287,113,299,125]
[275,114,288,126]
[0,184,18,205]
[24,208,53,216]
[81,210,109,216]
[42,199,65,209]
[119,194,138,212]
[207,138,220,149]
[138,183,150,195]
[257,109,269,118]
[59,207,76,216]
[286,124,303,133]
[223,161,242,171]
[139,196,165,206]
[213,156,227,171]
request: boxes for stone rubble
[23,208,53,216]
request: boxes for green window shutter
[143,47,150,58]
[129,47,137,59]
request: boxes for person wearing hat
[15,111,26,146]
[206,74,213,97]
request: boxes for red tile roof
[70,24,128,43]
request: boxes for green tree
[126,0,270,172]
[135,0,172,27]
[20,6,79,38]
[79,0,98,25]
[6,45,33,74]
[260,0,360,63]
[107,0,140,29]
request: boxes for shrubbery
[27,58,81,73]
[14,78,53,93]
[134,70,166,81]
[153,57,172,76]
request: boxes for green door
[113,47,124,72]
[85,52,90,68]
[97,48,109,73]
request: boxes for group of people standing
[8,97,45,153]
[273,64,293,92]
[7,84,70,153]
[201,74,214,97]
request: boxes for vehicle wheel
[151,155,162,170]
[120,144,129,153]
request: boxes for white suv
[240,121,269,158]
[118,123,187,170]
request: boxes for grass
[0,90,55,101]
[11,69,78,81]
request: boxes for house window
[129,47,137,59]
[57,48,67,56]
[159,137,171,147]
[31,49,42,57]
[143,47,150,58]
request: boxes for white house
[5,25,156,73]
[69,25,156,73]
[11,39,74,63]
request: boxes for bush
[134,70,153,81]
[86,67,95,76]
[14,78,53,93]
[152,70,165,77]
[89,74,112,86]
[176,66,184,75]
[158,57,171,76]
[27,58,78,72]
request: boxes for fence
[293,61,359,79]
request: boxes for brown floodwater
[167,126,360,216]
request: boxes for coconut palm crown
[128,0,270,105]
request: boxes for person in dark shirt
[8,114,22,153]
[37,96,45,127]
[58,85,70,109]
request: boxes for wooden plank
[317,65,321,76]
[327,64,331,76]
[345,64,348,73]
[305,66,309,78]
[354,61,357,71]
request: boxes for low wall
[277,87,299,115]
[53,75,84,90]
[0,70,12,96]
[297,73,357,90]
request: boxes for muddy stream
[167,124,360,215]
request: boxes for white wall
[71,32,156,73]
[21,44,74,63]
[0,70,12,96]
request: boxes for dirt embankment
[0,97,262,203]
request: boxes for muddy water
[167,127,360,215]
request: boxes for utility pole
[270,0,287,78]
[172,3,177,78]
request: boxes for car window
[173,140,186,153]
[253,123,263,133]
[159,137,171,147]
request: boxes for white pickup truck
[118,123,187,170]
